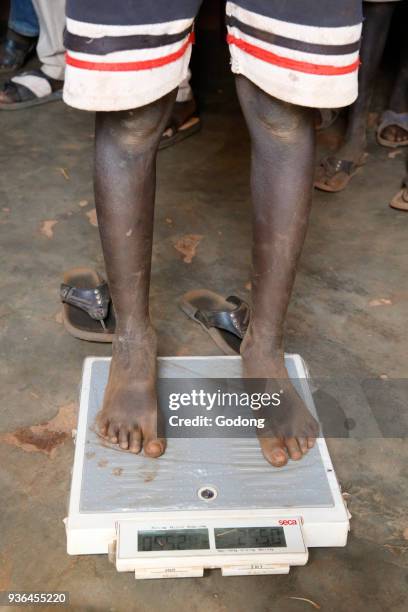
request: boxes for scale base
[65,355,350,579]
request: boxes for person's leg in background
[227,0,362,465]
[315,1,398,192]
[377,0,408,147]
[160,69,201,148]
[0,0,65,109]
[31,0,65,81]
[389,150,408,210]
[0,0,39,73]
[9,0,39,37]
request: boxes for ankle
[112,325,157,376]
[341,128,367,154]
[116,321,157,345]
[241,324,284,361]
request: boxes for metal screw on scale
[198,486,218,501]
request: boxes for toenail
[272,452,285,463]
[146,441,162,456]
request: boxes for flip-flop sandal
[314,153,368,192]
[179,289,250,355]
[315,108,340,131]
[159,115,201,150]
[377,110,408,148]
[60,268,115,342]
[0,69,63,110]
[389,176,408,211]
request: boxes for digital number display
[138,529,210,552]
[215,526,286,549]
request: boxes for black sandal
[377,110,408,148]
[60,268,115,343]
[179,289,250,355]
[0,69,63,110]
[314,153,368,192]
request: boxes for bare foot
[241,333,319,467]
[96,326,165,457]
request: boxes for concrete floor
[0,80,407,611]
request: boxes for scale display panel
[215,526,286,549]
[138,529,210,552]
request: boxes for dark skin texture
[338,2,395,160]
[236,76,318,465]
[94,77,318,467]
[383,27,408,144]
[94,90,177,457]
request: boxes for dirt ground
[0,68,407,611]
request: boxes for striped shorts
[63,1,363,112]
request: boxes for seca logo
[279,519,297,525]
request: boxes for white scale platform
[65,355,350,579]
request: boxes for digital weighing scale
[65,355,350,579]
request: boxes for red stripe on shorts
[227,34,360,76]
[66,33,194,72]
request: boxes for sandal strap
[378,110,408,133]
[6,70,58,103]
[321,156,355,177]
[195,296,250,339]
[60,282,111,321]
[2,79,36,103]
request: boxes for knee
[118,106,168,148]
[253,94,305,140]
[237,76,311,140]
[98,93,175,154]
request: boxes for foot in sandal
[314,150,368,193]
[0,68,63,110]
[389,175,408,211]
[159,98,201,150]
[377,110,408,148]
[0,29,37,75]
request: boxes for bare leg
[381,20,408,145]
[314,2,395,191]
[94,90,176,456]
[340,1,395,159]
[236,76,319,467]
